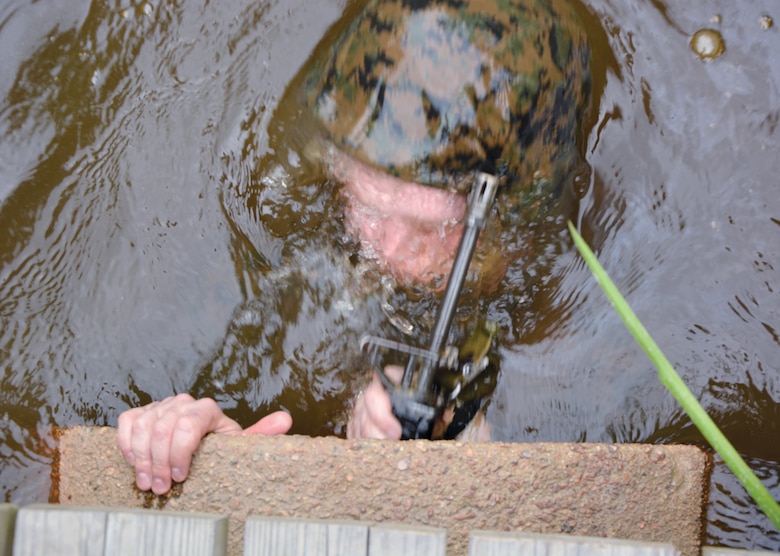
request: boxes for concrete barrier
[57,427,711,556]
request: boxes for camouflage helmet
[305,0,591,211]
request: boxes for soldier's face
[329,149,466,286]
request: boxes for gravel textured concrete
[57,427,711,556]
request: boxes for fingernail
[137,472,151,491]
[152,477,167,494]
[171,467,184,482]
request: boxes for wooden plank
[0,505,18,556]
[703,548,780,556]
[243,516,368,556]
[368,522,447,556]
[12,504,107,556]
[104,509,228,556]
[468,530,678,556]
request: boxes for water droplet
[261,164,290,189]
[388,312,414,335]
[690,29,725,60]
[287,149,300,169]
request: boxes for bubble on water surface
[690,29,725,60]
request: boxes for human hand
[117,393,292,494]
[347,366,493,441]
[347,366,403,440]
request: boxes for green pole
[568,221,780,531]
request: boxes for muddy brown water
[0,0,778,549]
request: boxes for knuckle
[174,414,198,436]
[193,397,218,413]
[130,413,151,437]
[151,418,173,440]
[117,410,133,429]
[118,405,145,427]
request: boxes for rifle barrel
[402,173,498,400]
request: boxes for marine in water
[118,0,593,493]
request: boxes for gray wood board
[244,516,368,555]
[469,530,677,556]
[11,505,227,556]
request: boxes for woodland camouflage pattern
[305,0,591,227]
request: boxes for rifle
[361,172,499,439]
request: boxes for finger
[347,370,403,440]
[347,367,406,440]
[148,407,184,495]
[384,364,403,385]
[128,406,162,492]
[242,411,292,436]
[349,398,375,439]
[347,391,369,440]
[365,372,402,439]
[358,411,393,440]
[117,404,153,466]
[166,397,239,484]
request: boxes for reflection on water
[188,243,392,437]
[709,456,780,548]
[0,0,778,549]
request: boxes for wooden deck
[1,503,774,556]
